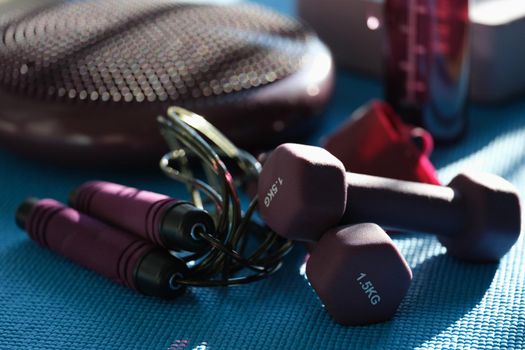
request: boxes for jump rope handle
[70,181,215,252]
[16,198,189,298]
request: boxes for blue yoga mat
[1,1,524,349]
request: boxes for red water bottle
[384,0,470,142]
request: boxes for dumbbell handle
[342,172,465,237]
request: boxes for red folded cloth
[324,100,440,185]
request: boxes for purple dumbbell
[306,223,412,325]
[70,181,215,252]
[258,143,522,262]
[16,198,189,298]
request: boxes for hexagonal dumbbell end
[439,172,522,262]
[306,224,412,325]
[257,143,347,241]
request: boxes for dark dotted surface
[0,0,310,105]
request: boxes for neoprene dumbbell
[306,223,412,325]
[69,181,215,252]
[16,198,189,298]
[258,143,522,262]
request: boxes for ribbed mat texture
[0,1,524,348]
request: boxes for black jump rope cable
[157,107,293,287]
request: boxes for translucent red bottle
[384,0,470,142]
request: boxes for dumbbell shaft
[342,173,465,237]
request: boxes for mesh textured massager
[0,0,333,165]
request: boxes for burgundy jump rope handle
[16,198,189,298]
[70,181,215,252]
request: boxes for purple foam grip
[25,199,152,290]
[306,224,412,326]
[72,181,178,247]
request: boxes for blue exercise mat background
[1,1,524,349]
